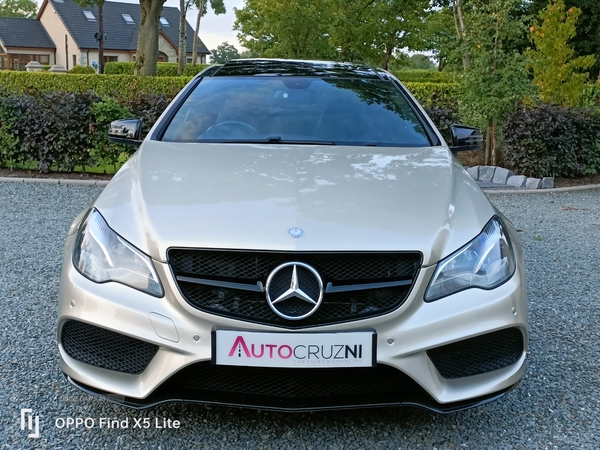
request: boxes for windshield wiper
[198,137,337,145]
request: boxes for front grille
[169,250,422,327]
[427,328,524,379]
[61,321,158,374]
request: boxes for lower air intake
[61,320,158,375]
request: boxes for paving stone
[541,177,554,189]
[466,166,479,180]
[506,175,527,188]
[479,166,496,182]
[492,167,515,184]
[526,178,541,189]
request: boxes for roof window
[159,17,170,27]
[83,11,96,21]
[122,14,135,24]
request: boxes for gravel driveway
[1,182,599,449]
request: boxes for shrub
[127,93,171,138]
[404,82,459,109]
[0,91,101,171]
[104,62,210,77]
[503,102,600,177]
[90,97,133,169]
[0,71,190,99]
[69,65,96,74]
[424,104,461,144]
[392,70,456,83]
[0,90,147,172]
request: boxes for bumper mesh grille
[169,250,421,327]
[427,328,524,379]
[150,362,429,409]
[61,321,158,375]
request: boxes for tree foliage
[0,0,37,18]
[526,0,595,106]
[529,0,600,80]
[234,0,431,68]
[234,0,335,59]
[210,41,241,64]
[191,0,226,65]
[457,0,534,164]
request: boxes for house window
[122,14,134,24]
[103,56,118,63]
[5,54,49,70]
[83,11,96,21]
[159,17,169,27]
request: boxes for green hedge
[403,82,459,108]
[503,102,600,178]
[0,90,171,171]
[104,62,210,77]
[0,71,191,99]
[69,65,96,74]
[392,70,456,83]
[0,71,458,108]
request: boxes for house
[0,0,210,71]
[0,17,56,70]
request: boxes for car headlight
[424,216,516,302]
[72,208,164,297]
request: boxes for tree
[234,0,431,68]
[458,0,534,165]
[0,0,37,18]
[234,0,335,59]
[191,0,226,66]
[526,0,594,106]
[409,54,435,69]
[135,0,167,76]
[529,0,600,81]
[178,0,195,75]
[210,41,240,63]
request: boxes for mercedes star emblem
[265,262,323,320]
[287,227,304,238]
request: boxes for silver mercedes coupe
[57,59,528,412]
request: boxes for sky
[35,0,246,53]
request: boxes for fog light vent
[427,328,523,379]
[61,320,158,374]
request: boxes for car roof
[209,59,389,80]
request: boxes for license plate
[212,329,376,368]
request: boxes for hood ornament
[287,227,304,238]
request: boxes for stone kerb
[467,165,553,189]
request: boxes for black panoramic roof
[212,59,388,79]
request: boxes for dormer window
[122,14,134,24]
[159,17,170,27]
[83,11,96,21]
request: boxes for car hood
[94,141,495,266]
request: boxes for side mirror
[449,124,483,153]
[108,119,143,146]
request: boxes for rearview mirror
[449,125,483,153]
[108,119,143,146]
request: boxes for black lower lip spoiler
[64,374,519,414]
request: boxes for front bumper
[58,234,528,412]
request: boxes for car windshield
[161,76,431,147]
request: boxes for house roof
[0,17,56,50]
[40,0,209,54]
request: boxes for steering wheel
[211,120,258,133]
